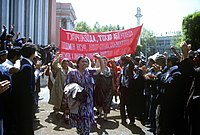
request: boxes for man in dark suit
[12,44,36,135]
[0,50,10,135]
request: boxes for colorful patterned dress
[65,68,96,135]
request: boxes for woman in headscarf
[48,52,72,114]
[94,56,114,120]
[64,53,104,135]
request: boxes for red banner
[59,25,142,60]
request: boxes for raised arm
[52,52,61,70]
[171,46,182,60]
[93,53,105,74]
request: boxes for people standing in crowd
[45,62,56,93]
[4,34,14,50]
[158,55,187,135]
[2,47,21,76]
[133,57,146,122]
[48,52,72,115]
[63,53,105,135]
[118,54,136,125]
[186,48,200,135]
[152,54,167,135]
[12,45,36,135]
[32,52,46,121]
[174,43,200,135]
[94,56,114,120]
[108,59,121,103]
[0,25,7,50]
[1,48,21,135]
[15,36,26,47]
[0,80,10,135]
[144,57,157,133]
[0,50,11,135]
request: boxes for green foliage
[171,31,182,48]
[93,22,101,32]
[74,21,92,32]
[182,11,200,50]
[140,28,156,56]
[74,21,124,32]
[132,44,143,57]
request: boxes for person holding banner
[64,53,105,135]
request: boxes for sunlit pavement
[34,77,153,135]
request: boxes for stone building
[0,0,76,47]
[56,2,77,47]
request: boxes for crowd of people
[0,25,56,135]
[0,24,200,135]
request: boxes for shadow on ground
[91,117,119,135]
[33,119,47,131]
[44,112,72,131]
[122,123,146,135]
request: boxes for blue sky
[57,0,200,35]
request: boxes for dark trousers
[149,94,157,132]
[159,105,189,135]
[188,97,200,135]
[0,119,3,135]
[14,102,34,135]
[119,86,128,122]
[119,86,135,123]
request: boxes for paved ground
[34,77,153,135]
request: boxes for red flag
[59,25,143,60]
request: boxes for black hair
[155,54,166,66]
[27,37,32,43]
[167,55,179,66]
[61,58,70,67]
[7,47,21,60]
[21,44,36,58]
[76,56,84,69]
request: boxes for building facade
[156,36,172,54]
[0,0,57,45]
[155,32,181,55]
[56,2,77,47]
[0,0,76,47]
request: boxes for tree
[75,21,124,32]
[93,22,101,32]
[182,11,200,50]
[140,28,156,57]
[171,31,182,48]
[101,25,109,32]
[74,21,92,32]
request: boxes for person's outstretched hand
[93,53,101,59]
[0,80,10,94]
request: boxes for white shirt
[2,59,14,71]
[2,59,15,77]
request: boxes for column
[28,0,35,41]
[9,0,14,27]
[15,0,25,37]
[48,0,56,45]
[0,0,2,28]
[34,0,42,44]
[1,0,10,29]
[43,0,48,44]
[34,0,38,44]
